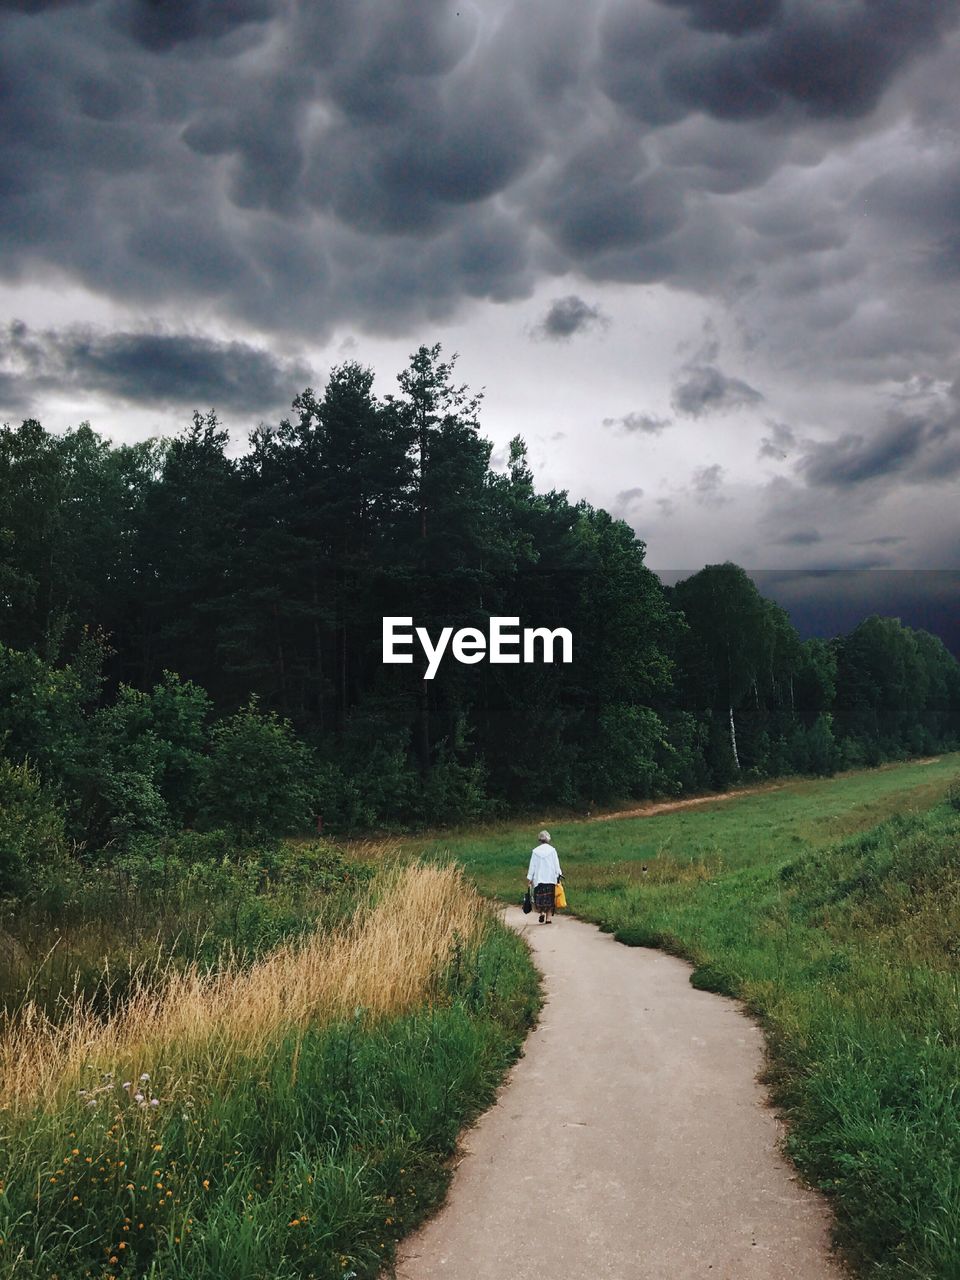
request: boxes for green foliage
[0,757,64,891]
[418,755,489,827]
[72,673,212,849]
[199,699,317,840]
[0,642,89,792]
[2,355,960,835]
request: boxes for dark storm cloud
[605,0,957,124]
[532,296,609,341]
[747,570,960,657]
[798,413,960,489]
[602,411,671,435]
[109,0,278,51]
[0,321,314,415]
[1,0,956,329]
[655,0,782,37]
[1,0,960,453]
[671,363,763,417]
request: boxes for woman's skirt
[533,882,556,912]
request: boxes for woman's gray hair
[538,829,550,842]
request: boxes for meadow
[406,755,960,1278]
[5,755,959,1278]
[0,857,539,1279]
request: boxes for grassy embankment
[408,755,960,1278]
[0,859,539,1279]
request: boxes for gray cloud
[671,363,763,417]
[532,295,609,341]
[0,0,954,349]
[759,420,795,460]
[0,321,315,416]
[605,0,957,124]
[110,0,278,52]
[602,410,671,435]
[616,485,645,506]
[691,462,727,505]
[797,413,960,489]
[0,0,959,582]
[773,528,821,546]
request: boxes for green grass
[403,755,960,1278]
[0,922,540,1280]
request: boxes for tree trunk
[729,704,741,771]
[419,415,428,540]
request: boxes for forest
[2,342,960,878]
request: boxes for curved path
[396,908,845,1280]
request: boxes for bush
[199,699,317,840]
[948,778,960,812]
[418,756,489,827]
[0,757,65,891]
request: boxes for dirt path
[588,755,943,825]
[395,909,845,1280]
[587,784,777,823]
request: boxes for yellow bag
[555,881,567,909]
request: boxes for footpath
[395,907,845,1280]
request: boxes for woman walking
[527,830,562,924]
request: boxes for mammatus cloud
[0,0,959,578]
[602,410,671,435]
[531,296,609,341]
[1,0,957,352]
[671,362,764,418]
[0,321,315,416]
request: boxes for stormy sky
[1,0,959,638]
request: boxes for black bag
[521,888,532,914]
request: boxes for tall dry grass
[0,861,485,1115]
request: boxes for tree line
[2,343,959,874]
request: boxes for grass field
[5,757,958,1277]
[0,863,540,1279]
[402,755,960,1278]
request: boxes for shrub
[199,699,317,840]
[0,757,65,891]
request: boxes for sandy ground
[395,908,846,1280]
